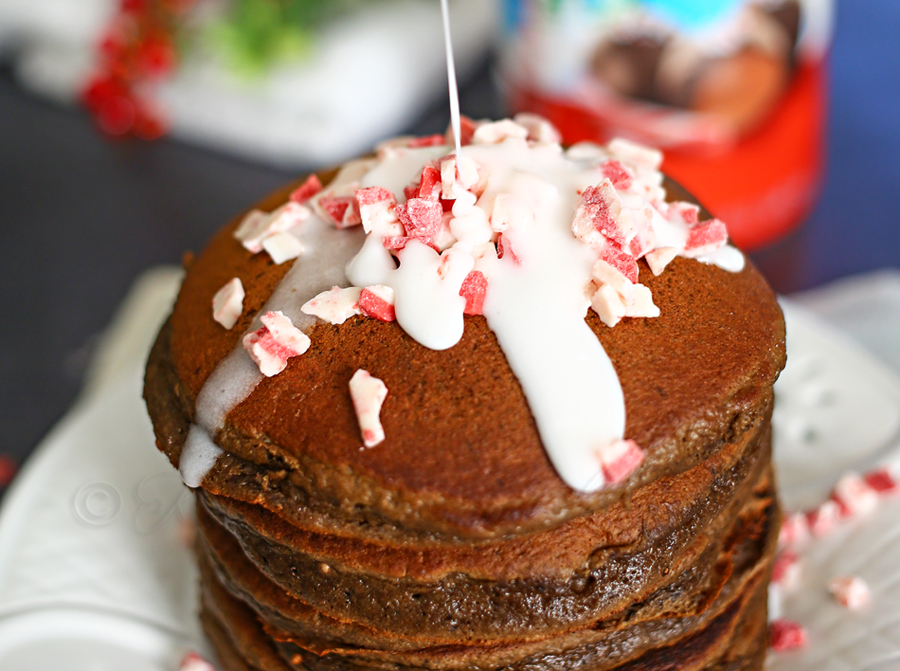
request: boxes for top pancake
[154,171,786,539]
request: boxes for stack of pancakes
[144,169,786,671]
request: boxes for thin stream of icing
[440,0,462,155]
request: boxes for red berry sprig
[81,0,195,139]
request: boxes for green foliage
[207,0,385,76]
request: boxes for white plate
[1,275,898,670]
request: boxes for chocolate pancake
[143,120,786,671]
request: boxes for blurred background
[1,0,898,478]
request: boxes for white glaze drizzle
[180,214,366,487]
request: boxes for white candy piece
[473,119,529,145]
[832,471,879,519]
[262,231,303,264]
[828,575,871,610]
[626,284,660,319]
[212,277,245,330]
[771,551,802,591]
[301,286,362,325]
[591,259,635,304]
[645,247,679,275]
[514,112,562,144]
[179,652,217,671]
[349,369,389,448]
[234,202,310,253]
[807,499,840,537]
[591,283,628,328]
[597,438,644,484]
[441,154,480,200]
[607,137,663,170]
[242,311,311,377]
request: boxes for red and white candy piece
[591,283,628,328]
[627,206,657,258]
[831,471,879,520]
[600,159,633,190]
[645,247,678,276]
[359,285,396,322]
[513,112,562,144]
[398,198,443,241]
[261,231,303,265]
[599,246,639,284]
[607,137,663,171]
[234,202,309,253]
[864,466,900,496]
[178,652,217,671]
[806,499,840,538]
[771,551,802,590]
[683,219,728,256]
[356,186,399,235]
[406,133,446,148]
[242,311,310,377]
[592,258,635,305]
[289,174,323,204]
[828,575,871,610]
[496,233,521,265]
[440,153,480,200]
[778,511,810,548]
[446,115,479,147]
[318,195,361,229]
[472,119,529,145]
[349,369,389,448]
[459,270,488,316]
[301,286,362,325]
[489,193,534,233]
[571,180,635,251]
[411,164,443,201]
[597,439,645,484]
[212,277,245,330]
[768,619,808,652]
[666,201,700,226]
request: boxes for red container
[501,0,833,251]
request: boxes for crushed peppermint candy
[201,115,748,495]
[828,575,871,610]
[212,278,244,330]
[262,231,303,265]
[318,194,362,229]
[359,285,396,322]
[289,175,323,204]
[513,112,562,144]
[242,311,310,377]
[349,370,389,448]
[234,202,309,254]
[178,652,217,671]
[459,270,487,315]
[597,439,645,485]
[301,286,362,325]
[863,466,900,495]
[769,619,808,652]
[771,551,802,590]
[778,511,810,549]
[831,472,879,520]
[806,500,840,538]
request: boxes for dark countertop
[2,0,899,470]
